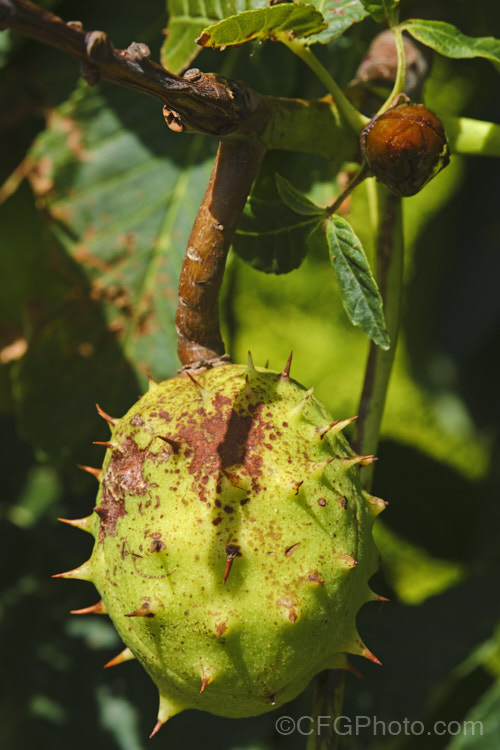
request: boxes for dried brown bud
[360,103,450,197]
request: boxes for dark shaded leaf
[360,0,399,23]
[233,197,322,274]
[275,173,325,216]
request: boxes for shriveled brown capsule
[360,103,450,197]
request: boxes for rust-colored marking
[215,621,227,638]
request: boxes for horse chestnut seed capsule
[360,103,450,197]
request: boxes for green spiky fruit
[58,356,385,735]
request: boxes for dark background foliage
[0,1,499,748]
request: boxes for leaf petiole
[281,37,369,134]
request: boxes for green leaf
[9,82,216,466]
[275,173,325,216]
[162,1,268,74]
[233,197,322,274]
[360,0,398,23]
[446,680,500,749]
[196,4,327,49]
[305,0,369,45]
[325,216,389,348]
[402,19,500,67]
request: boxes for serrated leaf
[305,0,369,45]
[275,173,325,216]
[326,216,389,348]
[162,1,268,74]
[233,197,322,274]
[402,19,500,68]
[196,4,327,49]
[360,0,398,23]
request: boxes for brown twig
[176,139,265,368]
[0,0,256,136]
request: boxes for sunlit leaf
[162,0,268,74]
[305,0,369,45]
[402,19,500,68]
[196,4,326,49]
[233,197,322,274]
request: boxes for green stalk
[377,24,406,115]
[282,37,368,134]
[353,183,404,489]
[306,671,345,750]
[440,115,500,157]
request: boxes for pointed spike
[71,599,107,615]
[223,544,241,584]
[364,492,388,516]
[92,440,116,449]
[58,515,94,534]
[280,351,293,379]
[327,654,364,679]
[307,457,335,479]
[345,661,365,680]
[340,454,377,470]
[146,369,158,390]
[290,386,315,418]
[77,464,102,481]
[157,435,182,453]
[362,647,382,666]
[150,693,183,736]
[369,590,390,603]
[185,371,212,404]
[52,560,93,581]
[96,403,117,427]
[246,351,257,376]
[337,553,358,569]
[125,603,155,618]
[215,621,227,639]
[318,416,358,439]
[289,479,303,496]
[200,670,214,693]
[149,719,163,739]
[104,647,135,669]
[347,637,382,666]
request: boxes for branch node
[124,41,151,62]
[163,105,184,133]
[183,68,202,82]
[81,61,101,86]
[85,29,113,62]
